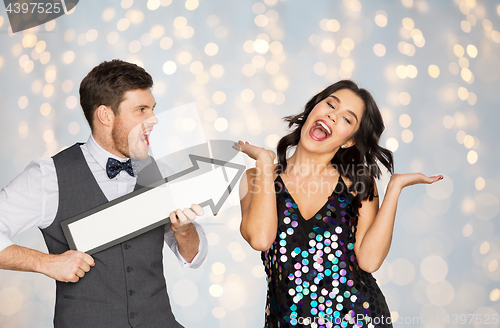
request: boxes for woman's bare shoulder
[340,175,380,198]
[340,174,353,188]
[339,174,356,196]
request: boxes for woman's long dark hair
[275,80,394,215]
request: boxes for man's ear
[95,105,114,128]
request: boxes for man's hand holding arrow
[169,204,204,263]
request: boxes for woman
[234,80,442,328]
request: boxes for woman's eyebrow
[347,110,358,123]
[329,95,341,104]
[329,95,358,123]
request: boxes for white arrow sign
[61,155,246,255]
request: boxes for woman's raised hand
[233,141,276,163]
[389,173,443,190]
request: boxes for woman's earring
[341,145,346,148]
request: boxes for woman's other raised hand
[389,173,443,190]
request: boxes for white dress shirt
[0,135,207,268]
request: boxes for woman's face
[300,88,365,154]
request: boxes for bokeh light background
[1,0,500,327]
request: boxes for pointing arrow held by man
[61,154,246,255]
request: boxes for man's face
[111,88,157,159]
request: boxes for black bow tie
[106,158,135,179]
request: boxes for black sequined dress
[262,175,392,328]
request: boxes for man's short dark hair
[79,59,154,130]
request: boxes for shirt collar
[86,134,129,172]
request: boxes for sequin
[262,176,392,328]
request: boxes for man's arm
[170,222,200,263]
[0,158,94,282]
[170,204,204,263]
[0,244,94,282]
[165,204,207,267]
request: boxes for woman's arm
[353,173,443,273]
[236,141,278,251]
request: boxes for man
[0,59,207,327]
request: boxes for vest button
[124,244,131,250]
[126,266,133,272]
[130,312,136,319]
[129,289,135,296]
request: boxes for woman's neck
[285,144,337,177]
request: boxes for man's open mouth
[142,130,151,146]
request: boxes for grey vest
[41,143,182,328]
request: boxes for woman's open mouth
[309,120,332,141]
